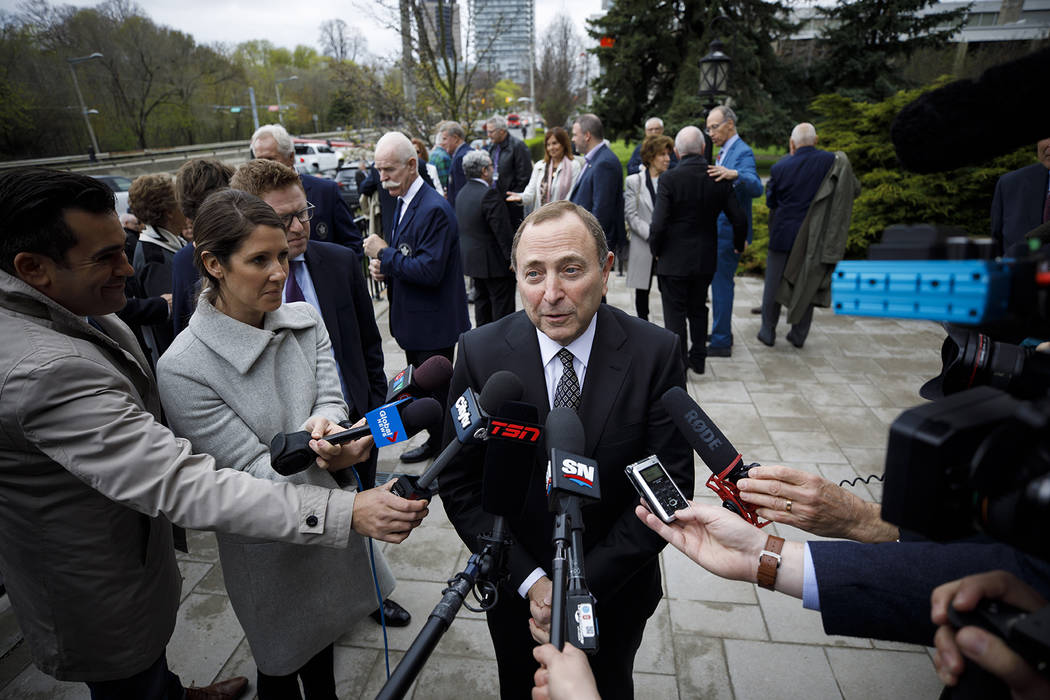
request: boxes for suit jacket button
[306,515,319,527]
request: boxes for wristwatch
[757,535,785,591]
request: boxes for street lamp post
[67,52,103,156]
[698,16,733,113]
[275,75,299,125]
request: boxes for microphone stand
[549,495,598,652]
[376,519,512,700]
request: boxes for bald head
[674,125,705,156]
[790,123,818,149]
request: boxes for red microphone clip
[705,454,772,528]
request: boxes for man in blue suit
[705,106,763,357]
[250,124,363,258]
[991,138,1050,256]
[570,113,625,252]
[364,132,470,463]
[439,121,472,207]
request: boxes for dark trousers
[634,289,650,321]
[473,275,516,326]
[658,273,714,369]
[257,643,336,700]
[760,248,813,345]
[405,346,455,453]
[485,568,660,700]
[87,652,183,700]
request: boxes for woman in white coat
[507,126,580,213]
[157,190,409,699]
[624,134,674,321]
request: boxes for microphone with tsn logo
[391,371,525,501]
[544,407,600,654]
[385,355,453,403]
[269,397,443,476]
[660,386,770,528]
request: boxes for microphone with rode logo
[269,397,442,476]
[391,371,525,501]
[544,407,600,653]
[660,386,770,528]
[385,355,454,403]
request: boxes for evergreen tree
[587,0,802,147]
[816,0,969,101]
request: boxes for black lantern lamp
[698,38,731,110]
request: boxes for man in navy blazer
[439,121,472,207]
[705,106,763,357]
[364,131,470,462]
[250,124,362,257]
[570,113,626,252]
[991,138,1050,256]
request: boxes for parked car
[92,174,133,214]
[506,113,521,128]
[333,167,360,210]
[293,142,341,173]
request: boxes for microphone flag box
[386,366,413,400]
[451,389,487,444]
[365,399,411,445]
[487,416,543,444]
[546,449,601,501]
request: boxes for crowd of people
[0,99,1047,700]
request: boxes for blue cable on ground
[350,465,391,679]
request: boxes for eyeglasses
[705,121,726,135]
[280,203,315,230]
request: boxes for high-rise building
[470,0,534,85]
[422,0,463,61]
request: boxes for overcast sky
[0,0,606,59]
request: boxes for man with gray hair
[650,125,746,374]
[438,121,471,206]
[485,115,532,227]
[362,131,470,463]
[626,116,679,175]
[759,122,859,349]
[250,123,362,256]
[455,149,515,325]
[705,105,764,358]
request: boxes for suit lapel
[578,306,631,455]
[392,189,424,247]
[500,314,550,424]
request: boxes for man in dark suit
[439,201,693,700]
[439,120,472,206]
[759,122,837,349]
[485,115,533,228]
[229,158,412,627]
[250,124,363,258]
[650,126,746,375]
[569,114,625,252]
[626,117,678,175]
[364,132,470,463]
[991,137,1050,255]
[455,149,515,325]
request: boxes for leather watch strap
[757,535,785,591]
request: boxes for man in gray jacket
[0,169,429,698]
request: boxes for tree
[588,0,802,147]
[816,0,969,101]
[318,18,366,63]
[535,14,583,131]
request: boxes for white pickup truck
[293,142,341,173]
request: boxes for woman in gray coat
[157,190,395,699]
[624,134,674,321]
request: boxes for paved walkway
[0,271,949,699]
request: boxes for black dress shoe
[707,345,732,358]
[689,360,705,375]
[400,443,436,463]
[370,598,412,627]
[185,676,248,700]
[750,306,762,314]
[756,329,775,347]
[786,332,805,349]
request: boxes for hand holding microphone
[301,415,375,472]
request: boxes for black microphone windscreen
[660,386,740,475]
[544,406,585,456]
[412,355,453,392]
[891,47,1050,173]
[478,370,525,415]
[481,401,540,517]
[400,397,444,436]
